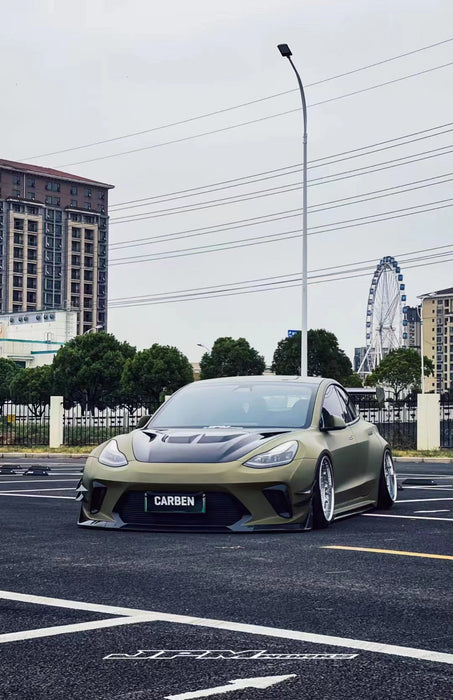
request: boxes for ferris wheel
[358,256,407,375]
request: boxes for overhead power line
[110,143,453,225]
[109,197,453,267]
[109,172,453,252]
[23,36,453,161]
[108,251,453,309]
[109,244,453,303]
[57,61,453,168]
[109,122,453,212]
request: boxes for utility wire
[109,121,453,210]
[57,61,453,168]
[109,198,453,266]
[109,172,453,252]
[23,36,453,162]
[108,255,453,308]
[109,244,453,303]
[110,143,453,224]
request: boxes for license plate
[145,492,206,514]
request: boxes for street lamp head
[277,44,292,57]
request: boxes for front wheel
[312,454,335,529]
[377,448,397,509]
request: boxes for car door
[335,386,374,500]
[320,384,364,508]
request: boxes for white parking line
[0,590,452,664]
[397,498,453,503]
[0,614,159,644]
[0,493,73,499]
[0,479,78,484]
[0,488,74,493]
[363,513,453,522]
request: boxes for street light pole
[278,43,308,377]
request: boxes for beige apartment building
[0,159,113,335]
[420,287,453,394]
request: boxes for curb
[394,457,453,463]
[0,452,89,459]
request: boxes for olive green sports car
[77,376,397,532]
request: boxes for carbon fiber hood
[131,428,290,464]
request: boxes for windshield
[149,381,318,429]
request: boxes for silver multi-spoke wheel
[383,450,397,502]
[319,455,334,522]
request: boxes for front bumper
[77,455,317,532]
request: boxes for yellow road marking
[323,546,453,561]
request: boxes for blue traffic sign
[287,329,301,337]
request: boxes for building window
[72,241,81,252]
[27,263,36,274]
[26,291,37,303]
[12,189,21,197]
[71,283,80,294]
[84,202,92,210]
[71,255,81,266]
[46,182,60,192]
[13,175,20,185]
[84,242,93,254]
[28,220,38,232]
[71,269,81,280]
[70,186,78,195]
[14,233,24,245]
[13,262,24,273]
[85,229,94,240]
[70,296,79,307]
[13,247,24,259]
[27,192,36,201]
[26,177,35,188]
[84,283,93,295]
[12,290,23,302]
[72,227,81,238]
[84,269,93,281]
[84,256,93,268]
[27,277,37,289]
[13,218,24,230]
[84,187,92,197]
[28,249,38,260]
[45,196,60,206]
[28,234,37,247]
[13,275,22,287]
[70,200,78,207]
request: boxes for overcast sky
[2,0,452,366]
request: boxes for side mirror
[136,415,152,429]
[320,414,347,431]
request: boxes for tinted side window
[335,387,357,423]
[321,385,344,428]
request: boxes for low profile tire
[312,454,335,529]
[377,448,397,509]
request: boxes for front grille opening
[114,490,250,529]
[90,483,107,514]
[263,485,292,519]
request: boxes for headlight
[99,439,128,467]
[244,440,298,469]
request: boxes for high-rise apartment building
[419,287,453,394]
[0,159,113,334]
[402,305,421,351]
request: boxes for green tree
[121,344,193,407]
[271,329,353,382]
[52,332,136,411]
[9,365,54,417]
[199,337,266,379]
[342,373,363,388]
[365,348,434,401]
[0,358,23,410]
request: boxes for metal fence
[63,403,156,446]
[351,395,418,450]
[0,401,50,447]
[440,398,453,448]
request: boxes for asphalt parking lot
[0,459,452,700]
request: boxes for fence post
[49,396,64,448]
[417,394,440,450]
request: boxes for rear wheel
[313,454,335,528]
[377,448,397,509]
